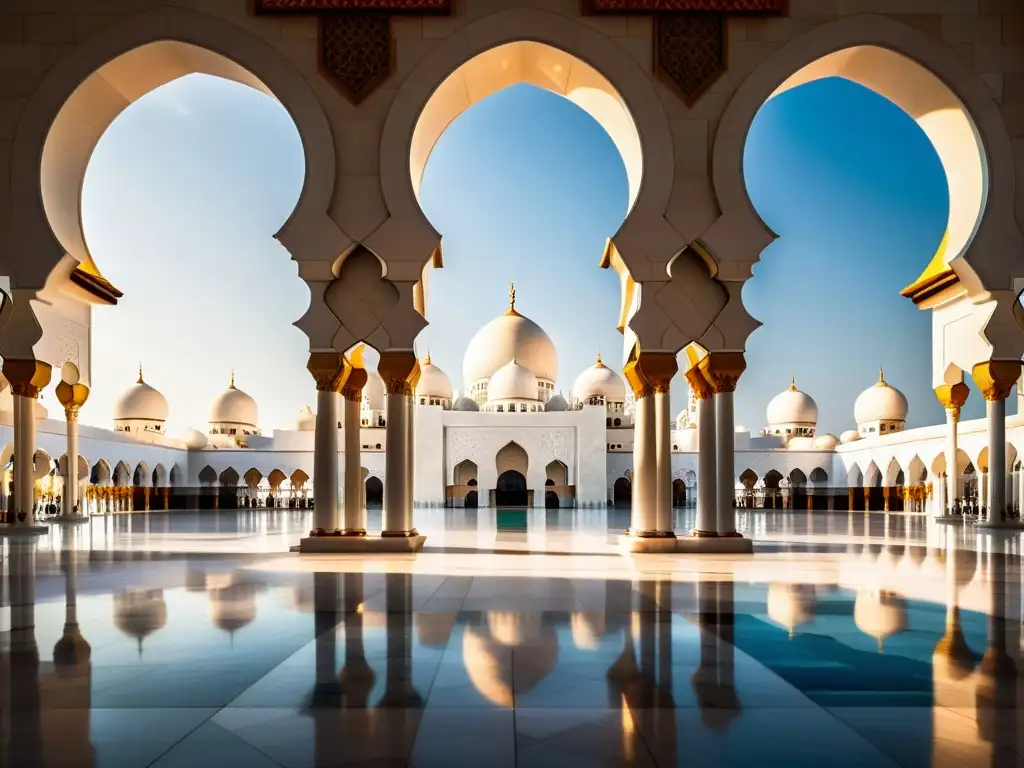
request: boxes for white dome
[854,369,908,424]
[814,433,839,450]
[462,288,557,386]
[840,429,862,444]
[415,354,452,400]
[766,378,818,426]
[209,374,258,427]
[571,354,625,402]
[488,359,538,402]
[364,370,385,411]
[113,369,168,423]
[181,428,208,450]
[297,405,315,431]
[545,393,568,412]
[787,436,815,450]
[453,396,479,412]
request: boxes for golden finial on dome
[789,369,796,392]
[505,281,521,317]
[138,363,144,384]
[425,349,432,366]
[877,366,886,386]
[596,349,603,366]
[230,368,236,389]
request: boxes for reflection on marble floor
[1,514,1022,766]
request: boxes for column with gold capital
[307,352,350,536]
[622,354,656,536]
[700,352,746,537]
[972,360,1020,525]
[341,366,368,535]
[3,359,51,528]
[685,365,717,536]
[629,352,678,536]
[934,381,969,516]
[378,351,420,537]
[55,377,89,520]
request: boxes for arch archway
[613,476,630,505]
[365,475,384,506]
[6,7,337,311]
[763,469,783,509]
[496,470,527,508]
[219,467,240,510]
[712,15,1020,362]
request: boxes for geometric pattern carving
[320,15,392,104]
[540,429,572,464]
[654,14,726,106]
[585,0,781,10]
[257,0,450,11]
[447,429,480,473]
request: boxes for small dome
[854,590,907,650]
[113,366,169,423]
[787,436,815,450]
[297,405,315,431]
[488,359,538,402]
[570,612,606,650]
[453,396,479,412]
[462,284,558,386]
[210,583,259,635]
[814,433,839,450]
[415,353,452,400]
[114,589,168,653]
[854,368,908,424]
[416,612,458,649]
[463,623,558,707]
[545,393,568,412]
[209,372,258,428]
[571,353,625,403]
[364,370,385,411]
[766,375,818,426]
[181,428,208,450]
[767,583,817,636]
[839,429,861,444]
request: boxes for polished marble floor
[1,509,1022,766]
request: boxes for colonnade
[622,350,746,541]
[937,362,1020,525]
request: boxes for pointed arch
[91,458,112,485]
[198,466,218,486]
[113,460,132,487]
[613,475,630,505]
[885,458,903,487]
[495,441,528,477]
[907,455,927,484]
[152,463,168,487]
[453,459,477,487]
[545,459,568,487]
[739,468,758,489]
[243,468,263,488]
[266,469,287,489]
[169,464,184,487]
[290,469,309,488]
[133,461,150,487]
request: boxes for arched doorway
[465,489,479,508]
[496,470,528,507]
[613,476,631,505]
[672,478,686,507]
[365,476,384,506]
[218,467,240,510]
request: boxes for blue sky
[80,72,965,436]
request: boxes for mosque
[4,273,1023,532]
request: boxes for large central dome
[462,284,558,386]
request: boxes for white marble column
[65,411,80,517]
[980,471,989,520]
[383,390,414,535]
[312,388,339,534]
[654,387,673,535]
[986,397,1007,524]
[14,394,36,526]
[342,388,365,535]
[695,395,717,536]
[715,390,736,535]
[944,407,959,514]
[629,392,657,535]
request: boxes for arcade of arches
[1,2,1023,550]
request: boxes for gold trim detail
[56,380,90,418]
[3,359,52,399]
[684,366,713,401]
[900,229,960,305]
[934,382,969,417]
[307,352,351,393]
[341,366,368,401]
[378,351,419,397]
[505,280,522,317]
[698,351,746,395]
[691,529,718,538]
[971,360,1021,402]
[624,350,677,399]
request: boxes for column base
[297,534,426,553]
[625,528,676,539]
[48,515,90,525]
[340,529,367,537]
[0,523,48,536]
[308,528,344,537]
[718,530,743,538]
[619,533,753,554]
[381,529,420,537]
[691,529,718,538]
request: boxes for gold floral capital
[3,359,52,399]
[698,351,746,394]
[933,381,969,417]
[971,360,1020,402]
[341,366,369,402]
[307,352,350,393]
[56,380,90,421]
[624,352,677,399]
[378,351,419,397]
[683,366,714,401]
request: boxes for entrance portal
[496,470,527,507]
